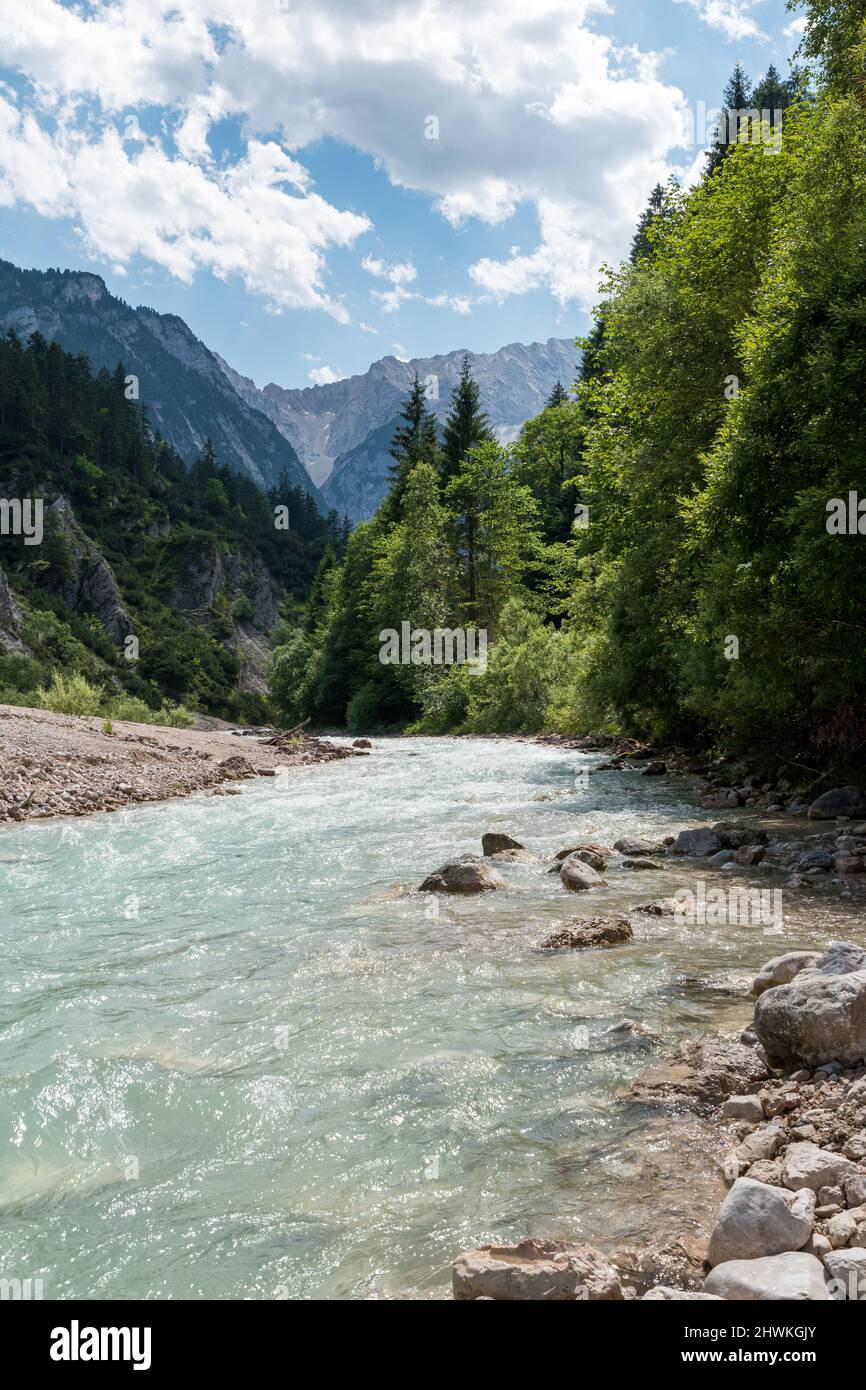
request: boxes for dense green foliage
[0,332,338,720]
[273,8,866,774]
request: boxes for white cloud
[783,16,808,41]
[308,364,341,384]
[674,0,767,43]
[0,93,369,318]
[0,0,706,313]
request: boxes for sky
[0,0,807,390]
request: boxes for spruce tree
[441,356,491,486]
[546,381,569,408]
[386,373,439,519]
[630,183,668,262]
[305,544,336,634]
[706,63,752,177]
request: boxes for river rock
[733,1124,785,1167]
[216,755,257,780]
[614,837,661,856]
[844,1171,866,1208]
[559,855,607,891]
[781,1142,858,1193]
[735,845,766,866]
[701,788,742,809]
[835,855,865,874]
[481,832,524,856]
[671,828,722,857]
[641,761,667,776]
[704,1251,831,1301]
[418,855,506,894]
[634,899,678,916]
[707,1179,815,1266]
[751,951,821,997]
[753,943,866,1068]
[547,844,611,874]
[842,1132,866,1161]
[642,1287,722,1300]
[793,849,833,873]
[612,1234,709,1293]
[621,857,663,870]
[627,1039,769,1106]
[745,1159,784,1186]
[714,823,769,849]
[823,1247,866,1299]
[721,1094,765,1122]
[452,1238,623,1301]
[541,918,633,950]
[808,787,866,820]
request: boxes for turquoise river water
[1,736,864,1299]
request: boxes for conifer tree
[706,63,752,177]
[441,356,491,486]
[546,381,569,408]
[305,544,337,634]
[630,183,668,262]
[386,373,439,519]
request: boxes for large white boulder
[751,951,821,997]
[708,1179,815,1266]
[704,1251,831,1301]
[781,1142,858,1193]
[824,1248,866,1300]
[753,942,866,1068]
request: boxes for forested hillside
[0,260,320,501]
[273,0,866,778]
[0,333,341,722]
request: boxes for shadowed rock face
[0,563,26,652]
[47,496,132,646]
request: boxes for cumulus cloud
[0,92,369,317]
[674,0,767,43]
[0,0,704,313]
[783,16,808,41]
[308,364,341,385]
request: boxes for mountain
[0,331,335,722]
[0,260,320,505]
[224,337,580,523]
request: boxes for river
[1,736,864,1299]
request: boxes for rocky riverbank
[0,704,369,825]
[451,941,866,1301]
[411,783,866,1300]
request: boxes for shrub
[105,695,154,724]
[35,671,103,716]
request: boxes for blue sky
[0,0,806,389]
